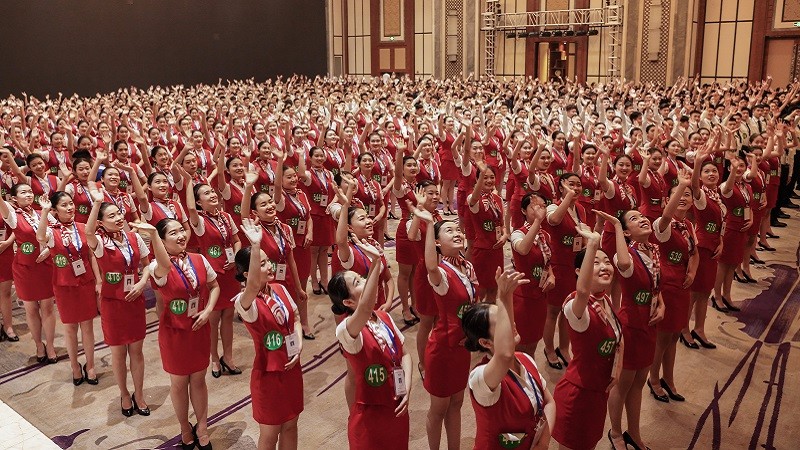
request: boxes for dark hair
[250,191,271,211]
[10,183,29,197]
[72,157,92,172]
[97,202,117,221]
[147,171,168,185]
[25,153,44,167]
[357,152,375,164]
[613,154,633,166]
[193,183,211,210]
[461,303,492,352]
[155,218,180,238]
[521,192,547,210]
[308,146,325,158]
[402,155,417,166]
[432,220,457,254]
[113,140,128,153]
[327,271,353,315]
[49,191,72,208]
[234,246,253,282]
[225,156,242,170]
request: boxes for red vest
[332,242,388,308]
[511,225,550,298]
[617,246,658,331]
[49,223,95,287]
[469,192,503,249]
[277,191,311,239]
[545,203,587,267]
[147,199,185,226]
[471,353,545,450]
[433,261,475,348]
[196,212,235,273]
[657,221,694,288]
[244,284,298,372]
[693,189,723,251]
[96,231,142,300]
[562,293,619,392]
[301,168,334,216]
[12,209,47,266]
[637,170,667,219]
[71,181,93,223]
[153,253,210,331]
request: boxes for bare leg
[23,301,44,356]
[259,424,281,450]
[310,247,321,287]
[39,299,56,358]
[625,369,650,447]
[278,418,299,450]
[169,374,192,442]
[557,312,571,363]
[221,307,237,367]
[608,368,636,446]
[0,280,14,336]
[427,394,450,450]
[416,314,434,371]
[63,323,82,379]
[316,246,330,287]
[397,263,413,314]
[443,391,464,450]
[691,291,712,343]
[661,334,680,393]
[209,310,222,372]
[542,304,560,364]
[129,340,148,409]
[648,332,670,397]
[110,345,132,408]
[80,319,97,378]
[189,371,211,446]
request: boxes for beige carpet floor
[1,209,799,449]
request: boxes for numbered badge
[364,364,387,387]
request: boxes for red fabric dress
[277,190,312,283]
[392,181,417,265]
[547,146,569,178]
[456,163,478,240]
[637,169,668,222]
[747,170,767,237]
[467,191,504,290]
[438,131,459,180]
[411,211,442,317]
[152,253,212,375]
[241,285,304,424]
[0,218,13,282]
[720,182,752,266]
[690,188,724,292]
[509,164,534,229]
[49,222,97,323]
[600,178,638,258]
[7,207,54,301]
[653,218,695,333]
[510,225,551,344]
[616,244,659,370]
[332,241,390,309]
[67,181,94,224]
[259,220,299,299]
[544,203,587,307]
[95,231,147,345]
[353,173,385,241]
[340,310,409,450]
[577,164,600,229]
[30,174,58,211]
[194,211,240,309]
[424,261,475,397]
[762,156,780,208]
[552,293,621,450]
[301,168,335,247]
[103,190,138,224]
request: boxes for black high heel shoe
[660,378,685,401]
[710,296,729,313]
[691,330,717,349]
[387,212,398,220]
[72,367,84,386]
[608,430,623,450]
[766,232,779,239]
[757,243,776,251]
[623,431,650,450]
[2,328,19,342]
[36,343,48,364]
[121,397,134,417]
[554,348,570,367]
[741,272,757,283]
[180,434,196,450]
[83,364,99,385]
[193,423,212,450]
[384,234,395,242]
[303,331,316,340]
[219,357,242,375]
[543,349,563,370]
[721,296,741,312]
[733,272,747,284]
[211,362,221,379]
[44,344,58,364]
[750,255,765,265]
[131,393,150,416]
[679,333,699,349]
[647,380,669,403]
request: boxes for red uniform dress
[637,169,667,222]
[336,310,409,450]
[469,353,548,450]
[416,157,441,186]
[762,156,780,208]
[192,211,240,309]
[392,181,417,265]
[467,191,504,290]
[457,162,478,240]
[332,241,390,309]
[530,170,557,206]
[547,146,569,178]
[510,224,551,344]
[215,178,251,243]
[276,190,312,283]
[236,285,304,425]
[425,259,476,397]
[103,189,138,224]
[353,173,385,241]
[259,220,299,299]
[30,174,58,211]
[301,167,335,247]
[410,211,443,317]
[509,163,534,229]
[690,188,724,292]
[0,218,13,282]
[652,217,696,333]
[5,206,54,301]
[64,181,94,223]
[142,198,188,226]
[747,170,767,237]
[47,222,97,323]
[151,253,214,375]
[615,244,659,370]
[484,130,506,174]
[663,156,683,188]
[544,203,587,307]
[253,159,278,198]
[720,182,752,266]
[600,177,638,257]
[577,164,600,229]
[552,293,621,450]
[94,231,149,345]
[438,131,459,180]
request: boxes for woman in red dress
[551,222,623,450]
[454,135,483,258]
[415,135,441,187]
[85,186,151,417]
[713,155,750,312]
[298,146,335,294]
[59,157,94,223]
[605,208,665,450]
[274,147,315,337]
[391,142,420,322]
[467,165,506,302]
[134,171,191,238]
[437,116,459,215]
[543,173,587,369]
[139,219,219,450]
[98,165,140,225]
[21,153,58,211]
[0,180,57,363]
[635,149,667,223]
[647,170,698,404]
[737,149,767,283]
[36,192,99,385]
[462,267,556,450]
[186,182,243,377]
[414,208,475,450]
[347,152,387,245]
[213,149,251,242]
[328,241,412,450]
[234,219,305,449]
[509,192,555,356]
[570,140,601,230]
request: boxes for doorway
[764,38,800,87]
[534,41,577,81]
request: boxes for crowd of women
[0,73,797,449]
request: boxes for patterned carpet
[1,210,799,449]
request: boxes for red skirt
[348,402,409,450]
[552,378,609,450]
[509,196,524,229]
[0,247,13,282]
[293,243,311,281]
[158,323,210,375]
[310,213,334,247]
[395,221,416,265]
[513,291,546,345]
[100,296,146,346]
[251,365,304,425]
[690,247,718,293]
[440,158,460,181]
[657,283,690,333]
[53,282,98,324]
[456,191,476,241]
[719,228,748,266]
[13,260,54,301]
[213,270,241,311]
[412,263,437,317]
[548,263,577,308]
[470,247,503,290]
[423,336,470,397]
[748,209,765,237]
[766,184,779,209]
[621,325,656,370]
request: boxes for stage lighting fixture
[576,30,588,36]
[552,30,563,37]
[588,29,599,36]
[506,32,516,39]
[529,31,540,37]
[540,31,552,37]
[518,32,529,38]
[565,30,575,36]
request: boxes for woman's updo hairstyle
[327,272,353,316]
[461,303,492,352]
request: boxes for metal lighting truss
[482,0,622,78]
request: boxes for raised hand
[495,266,530,299]
[38,196,52,210]
[575,223,600,243]
[245,171,258,186]
[130,221,157,237]
[406,199,433,223]
[240,218,262,244]
[593,209,620,228]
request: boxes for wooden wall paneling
[370,0,415,75]
[693,0,707,76]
